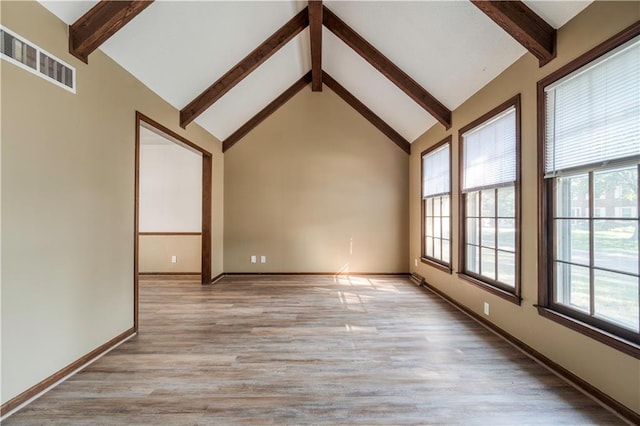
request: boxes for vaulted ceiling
[39,0,591,153]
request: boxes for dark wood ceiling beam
[309,1,323,91]
[471,0,556,66]
[181,8,309,129]
[322,71,411,155]
[223,72,312,152]
[322,6,451,130]
[69,0,154,63]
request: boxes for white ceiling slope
[39,0,591,144]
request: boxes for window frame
[421,136,453,273]
[458,95,522,304]
[537,22,640,358]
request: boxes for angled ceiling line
[222,72,312,153]
[222,70,411,155]
[471,0,556,66]
[322,5,452,130]
[309,0,323,91]
[322,71,411,155]
[180,7,310,129]
[69,0,154,64]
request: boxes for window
[0,26,75,92]
[421,137,451,271]
[539,24,640,354]
[459,96,520,303]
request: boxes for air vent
[410,272,425,287]
[1,26,75,93]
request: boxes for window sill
[420,257,452,274]
[457,272,521,305]
[536,306,640,359]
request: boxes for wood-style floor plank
[5,274,624,425]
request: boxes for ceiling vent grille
[1,26,75,93]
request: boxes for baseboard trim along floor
[0,327,136,420]
[413,272,639,425]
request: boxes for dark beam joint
[69,0,153,64]
[471,0,556,67]
[181,8,310,128]
[322,71,411,155]
[222,72,312,152]
[322,5,451,129]
[309,1,323,91]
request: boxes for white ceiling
[39,0,591,144]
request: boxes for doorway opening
[134,112,212,330]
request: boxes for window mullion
[561,178,571,303]
[422,199,426,257]
[588,172,595,317]
[479,191,483,274]
[430,198,435,258]
[462,193,468,271]
[439,196,444,260]
[494,187,498,277]
[430,199,434,257]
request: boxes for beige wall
[409,1,640,414]
[138,235,201,274]
[138,138,203,274]
[0,0,223,404]
[224,88,409,273]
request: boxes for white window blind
[544,36,640,177]
[422,144,450,197]
[462,107,516,191]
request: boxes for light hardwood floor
[5,274,624,425]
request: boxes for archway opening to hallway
[134,112,212,329]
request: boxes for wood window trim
[420,256,452,274]
[458,94,522,305]
[537,21,640,358]
[457,271,521,305]
[420,135,453,274]
[535,306,640,359]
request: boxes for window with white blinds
[422,144,450,197]
[462,107,517,191]
[422,139,452,267]
[459,97,520,301]
[544,36,640,177]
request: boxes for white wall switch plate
[171,255,177,263]
[250,255,257,264]
[414,258,418,267]
[484,302,490,316]
[260,256,266,264]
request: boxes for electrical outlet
[171,255,177,263]
[250,255,257,264]
[483,302,490,316]
[260,256,266,264]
